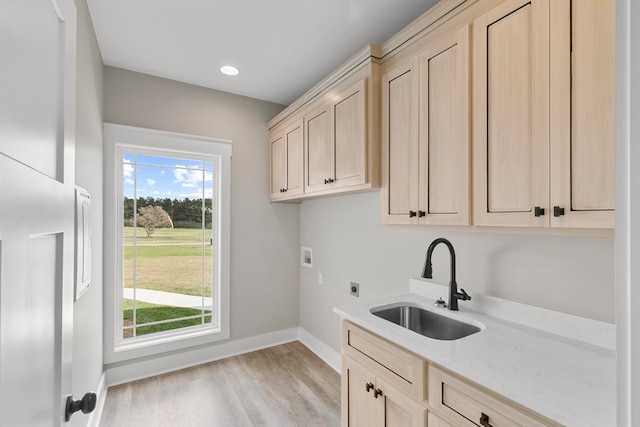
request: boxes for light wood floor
[100,341,341,427]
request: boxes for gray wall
[102,67,299,341]
[72,0,104,425]
[299,191,615,353]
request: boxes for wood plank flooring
[100,341,341,427]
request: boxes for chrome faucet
[421,238,470,311]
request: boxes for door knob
[65,392,97,421]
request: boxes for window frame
[104,123,231,364]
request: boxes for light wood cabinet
[341,320,428,427]
[304,103,332,194]
[549,0,615,228]
[382,26,470,226]
[343,357,427,427]
[305,79,368,194]
[269,118,303,200]
[340,321,560,427]
[428,365,559,427]
[474,0,614,229]
[269,45,380,202]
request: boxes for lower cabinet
[428,366,557,427]
[343,357,427,427]
[341,320,428,426]
[341,320,560,427]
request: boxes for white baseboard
[298,328,341,373]
[88,373,107,427]
[105,327,299,387]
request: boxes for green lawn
[122,227,215,337]
[123,226,213,297]
[123,299,211,337]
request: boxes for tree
[136,205,173,237]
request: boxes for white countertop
[334,279,616,427]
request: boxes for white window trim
[104,123,231,364]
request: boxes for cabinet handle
[418,210,426,217]
[373,388,383,398]
[479,413,494,427]
[534,206,545,217]
[409,211,417,218]
[324,179,329,184]
[554,206,565,217]
[365,382,374,392]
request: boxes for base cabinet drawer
[428,366,559,427]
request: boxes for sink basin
[371,304,481,340]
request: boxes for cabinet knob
[365,382,374,392]
[479,413,495,427]
[534,206,545,217]
[409,211,417,218]
[373,388,383,398]
[554,206,565,217]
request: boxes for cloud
[125,178,134,185]
[173,165,213,188]
[160,170,166,175]
[123,159,134,178]
[147,179,155,186]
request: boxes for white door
[0,0,77,425]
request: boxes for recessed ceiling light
[220,65,239,76]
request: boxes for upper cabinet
[381,25,470,226]
[305,79,368,195]
[269,0,615,232]
[268,46,380,202]
[549,0,615,229]
[270,117,303,201]
[473,0,615,229]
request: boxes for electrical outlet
[350,282,359,297]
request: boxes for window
[104,124,230,363]
[122,152,216,339]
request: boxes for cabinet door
[342,357,377,427]
[549,0,615,228]
[331,79,367,190]
[473,0,550,227]
[375,377,427,427]
[418,25,470,226]
[284,118,304,196]
[381,59,419,225]
[269,132,286,199]
[304,104,332,194]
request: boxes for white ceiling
[87,0,439,106]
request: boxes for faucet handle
[458,288,471,301]
[434,297,448,308]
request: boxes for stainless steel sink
[371,304,481,340]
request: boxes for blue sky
[123,153,214,200]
